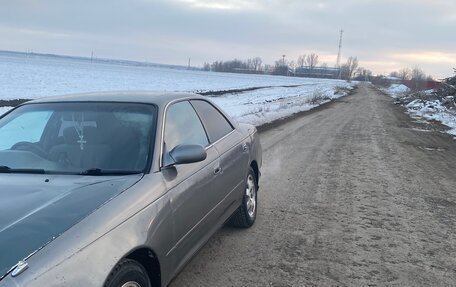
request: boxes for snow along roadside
[406,99,456,137]
[211,83,355,127]
[380,85,456,138]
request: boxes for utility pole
[91,51,94,63]
[336,29,343,79]
[188,58,191,70]
[282,54,287,76]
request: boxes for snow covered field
[0,51,355,126]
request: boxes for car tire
[229,167,257,228]
[104,259,151,287]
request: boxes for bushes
[306,89,331,105]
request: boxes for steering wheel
[11,141,49,159]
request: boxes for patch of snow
[384,84,410,97]
[0,107,12,116]
[406,99,456,136]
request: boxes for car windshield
[0,102,156,174]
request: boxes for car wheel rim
[246,174,256,218]
[121,282,141,287]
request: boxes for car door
[190,100,250,219]
[161,100,222,272]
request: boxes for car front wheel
[104,259,151,287]
[229,167,257,228]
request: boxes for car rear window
[190,100,233,143]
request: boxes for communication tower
[336,29,344,79]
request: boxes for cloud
[391,52,456,64]
[0,0,455,77]
[177,0,256,10]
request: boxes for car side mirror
[168,144,207,166]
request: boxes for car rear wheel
[229,167,257,228]
[104,259,151,287]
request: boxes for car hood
[0,173,143,279]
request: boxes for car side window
[190,100,234,143]
[164,101,209,152]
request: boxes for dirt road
[170,84,456,286]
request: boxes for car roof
[27,91,206,107]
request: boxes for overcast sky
[1,0,455,78]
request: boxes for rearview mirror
[168,144,207,166]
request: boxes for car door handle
[242,143,248,152]
[213,166,222,175]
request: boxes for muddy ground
[170,83,456,286]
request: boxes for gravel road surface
[170,83,456,286]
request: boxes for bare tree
[398,68,411,80]
[410,66,428,90]
[340,64,350,80]
[305,53,319,69]
[264,64,274,73]
[273,58,289,75]
[358,67,367,76]
[246,58,253,70]
[345,56,359,82]
[389,71,400,78]
[288,60,296,71]
[297,55,306,68]
[411,66,426,81]
[356,67,372,81]
[274,58,287,68]
[251,57,262,71]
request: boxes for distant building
[401,79,441,90]
[384,76,402,84]
[293,66,340,79]
[232,68,264,75]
